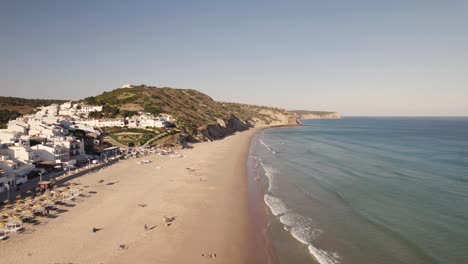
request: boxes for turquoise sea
[249,117,468,264]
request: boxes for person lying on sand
[92,227,103,233]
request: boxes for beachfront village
[0,100,175,196]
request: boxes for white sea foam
[261,163,278,174]
[276,213,340,264]
[279,213,322,244]
[308,245,340,264]
[278,213,340,264]
[264,194,289,216]
[261,163,278,192]
[259,139,276,154]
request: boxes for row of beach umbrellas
[0,183,82,240]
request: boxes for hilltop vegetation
[0,96,68,115]
[83,85,228,127]
[290,110,341,120]
[0,109,21,128]
[0,96,68,127]
[82,85,297,144]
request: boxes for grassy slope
[83,86,296,145]
[83,86,229,130]
[0,96,68,115]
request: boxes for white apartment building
[76,118,125,128]
[28,123,65,139]
[158,113,174,122]
[0,130,22,145]
[6,119,28,134]
[140,119,166,128]
[36,104,59,116]
[0,158,33,189]
[0,143,36,190]
[77,105,103,115]
[32,137,85,163]
[33,144,69,163]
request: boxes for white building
[1,144,36,163]
[122,84,135,88]
[36,104,59,116]
[6,119,28,134]
[126,113,172,128]
[75,118,125,128]
[33,144,69,163]
[32,137,85,163]
[0,143,36,189]
[58,102,78,116]
[158,113,174,122]
[0,130,22,145]
[77,105,103,116]
[0,158,32,188]
[140,118,166,128]
[28,123,65,139]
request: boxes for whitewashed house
[122,84,135,88]
[6,119,28,134]
[158,113,174,122]
[0,130,22,145]
[58,102,79,116]
[75,118,125,128]
[140,118,166,128]
[77,105,103,116]
[36,104,59,116]
[0,158,33,188]
[0,143,36,188]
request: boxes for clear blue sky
[1,0,467,116]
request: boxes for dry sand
[0,129,272,264]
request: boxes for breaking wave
[259,139,276,154]
[264,194,288,216]
[260,162,278,192]
[263,196,341,264]
[308,246,341,264]
[260,168,340,264]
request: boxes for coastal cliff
[290,110,341,120]
[82,86,299,145]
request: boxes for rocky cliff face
[196,107,296,141]
[290,110,341,120]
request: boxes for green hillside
[82,85,296,145]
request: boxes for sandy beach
[0,128,273,264]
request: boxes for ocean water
[250,117,468,264]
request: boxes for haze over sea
[250,117,468,264]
